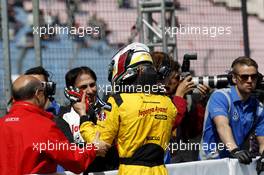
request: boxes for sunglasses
[235,73,258,81]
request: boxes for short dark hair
[231,56,258,73]
[12,80,41,101]
[25,66,50,82]
[65,66,97,88]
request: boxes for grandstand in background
[0,0,264,115]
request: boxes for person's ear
[232,73,237,84]
[34,88,45,102]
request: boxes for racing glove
[64,86,90,112]
[230,148,252,164]
[256,151,264,175]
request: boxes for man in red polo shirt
[0,75,110,174]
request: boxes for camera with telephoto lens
[181,53,231,89]
[191,74,230,89]
[182,53,264,90]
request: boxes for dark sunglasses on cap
[235,73,258,81]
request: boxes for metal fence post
[241,0,250,57]
[1,0,12,110]
[33,0,42,66]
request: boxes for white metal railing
[33,158,260,175]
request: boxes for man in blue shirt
[199,57,264,167]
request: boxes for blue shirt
[46,99,60,115]
[199,86,264,159]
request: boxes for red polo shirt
[172,96,188,130]
[0,101,96,174]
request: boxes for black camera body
[42,81,56,98]
[181,53,197,73]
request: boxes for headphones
[256,72,263,87]
[157,52,172,80]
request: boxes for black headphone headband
[158,53,172,80]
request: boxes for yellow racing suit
[80,93,177,175]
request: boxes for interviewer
[0,75,110,174]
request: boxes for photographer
[151,51,211,163]
[24,66,60,115]
[199,57,264,173]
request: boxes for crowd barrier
[37,158,262,175]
